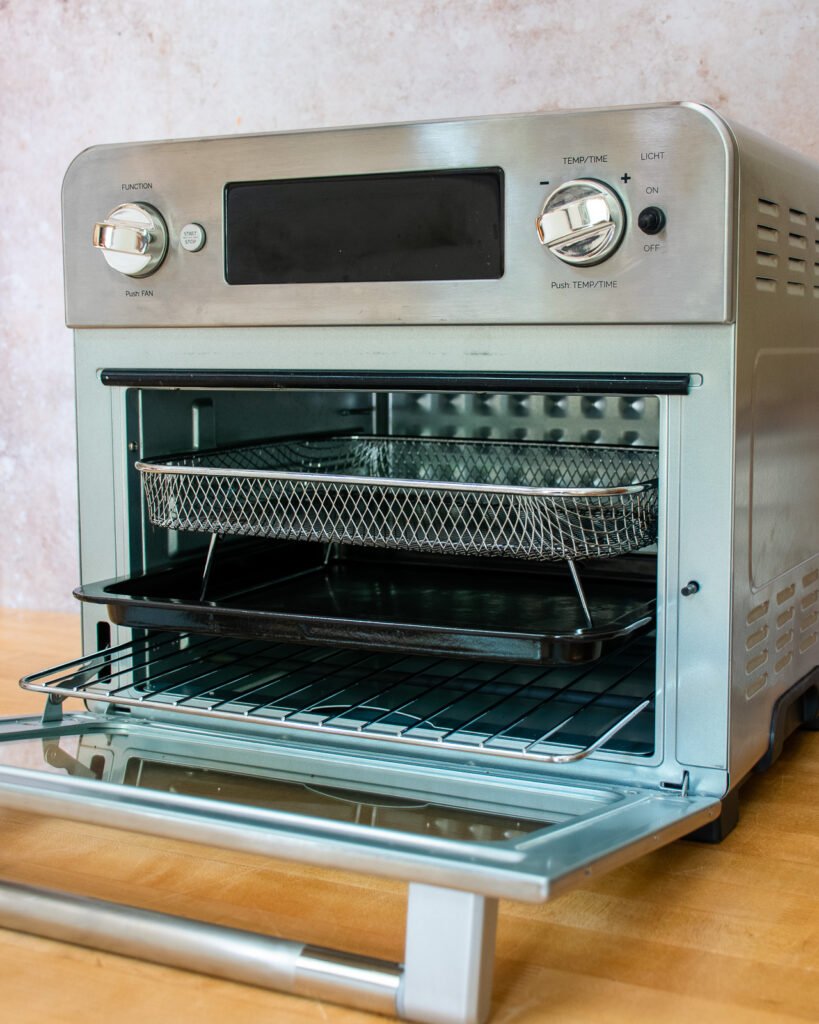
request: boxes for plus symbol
[620,172,632,183]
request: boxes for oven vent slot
[799,632,817,654]
[777,606,794,629]
[774,653,792,675]
[774,603,794,677]
[801,610,818,634]
[747,601,769,625]
[746,672,768,700]
[754,209,778,293]
[745,649,768,676]
[745,624,768,651]
[754,198,818,297]
[755,251,777,269]
[776,629,793,652]
[801,587,819,646]
[21,633,656,765]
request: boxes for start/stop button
[179,223,206,252]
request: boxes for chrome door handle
[0,880,497,1024]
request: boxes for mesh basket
[137,435,659,561]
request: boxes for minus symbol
[539,180,550,185]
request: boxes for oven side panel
[729,125,819,781]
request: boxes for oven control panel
[64,103,735,326]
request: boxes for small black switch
[637,206,666,235]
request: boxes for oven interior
[71,385,663,767]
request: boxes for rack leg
[199,533,221,602]
[41,694,64,724]
[398,883,498,1024]
[567,560,594,629]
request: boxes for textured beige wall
[1,0,818,610]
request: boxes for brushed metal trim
[62,103,735,326]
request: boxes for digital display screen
[224,168,503,285]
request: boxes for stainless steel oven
[1,102,817,1024]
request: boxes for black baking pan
[76,542,656,666]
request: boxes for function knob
[536,179,625,266]
[92,203,168,277]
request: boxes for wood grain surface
[0,608,816,1024]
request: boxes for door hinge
[660,771,690,797]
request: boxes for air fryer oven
[0,103,817,1024]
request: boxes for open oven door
[0,635,719,1024]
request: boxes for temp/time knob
[92,203,168,277]
[536,179,625,266]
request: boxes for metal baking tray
[137,436,658,562]
[76,544,656,666]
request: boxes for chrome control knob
[92,203,168,277]
[536,179,625,266]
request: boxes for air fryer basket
[137,435,659,562]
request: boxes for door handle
[0,879,497,1024]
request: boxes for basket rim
[136,435,658,500]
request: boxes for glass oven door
[0,694,717,1024]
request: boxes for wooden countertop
[0,608,816,1023]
